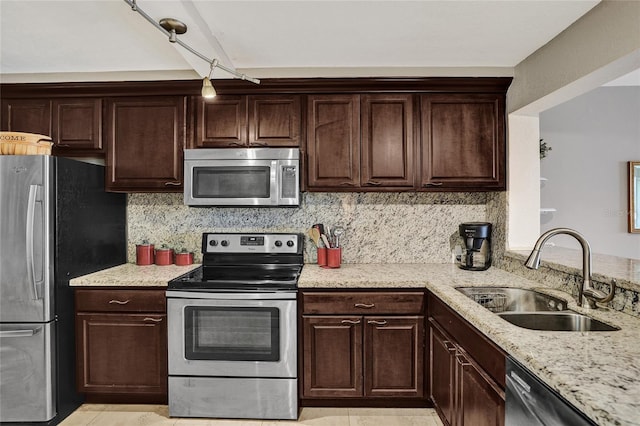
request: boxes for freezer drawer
[0,322,56,423]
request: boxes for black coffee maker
[457,222,492,271]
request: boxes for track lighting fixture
[201,60,218,99]
[124,0,260,97]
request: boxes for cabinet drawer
[75,289,166,313]
[302,291,425,315]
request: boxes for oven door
[167,291,296,378]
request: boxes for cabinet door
[196,96,248,147]
[106,96,185,191]
[1,99,52,136]
[364,316,424,397]
[307,95,360,189]
[456,350,505,426]
[248,95,301,147]
[76,313,167,399]
[52,98,103,155]
[361,94,415,188]
[420,94,505,190]
[430,322,456,426]
[302,316,363,398]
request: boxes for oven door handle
[166,290,297,300]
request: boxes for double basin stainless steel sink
[456,287,619,332]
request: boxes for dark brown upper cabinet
[249,95,301,147]
[306,94,361,189]
[51,98,103,156]
[1,98,52,136]
[307,94,415,191]
[105,96,186,192]
[361,94,415,188]
[195,95,301,148]
[1,97,103,157]
[420,94,506,190]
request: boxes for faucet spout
[524,228,611,309]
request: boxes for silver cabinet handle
[108,299,130,305]
[354,303,375,308]
[423,182,443,187]
[164,181,182,186]
[367,320,388,326]
[341,319,361,325]
[143,317,163,323]
[0,327,42,338]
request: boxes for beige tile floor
[59,405,445,426]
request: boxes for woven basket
[0,132,53,155]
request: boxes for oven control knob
[221,240,229,247]
[275,240,282,247]
[209,240,218,247]
[287,240,295,247]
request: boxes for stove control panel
[203,233,301,254]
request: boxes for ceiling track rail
[123,0,260,84]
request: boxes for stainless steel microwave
[183,148,300,207]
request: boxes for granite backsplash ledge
[127,192,488,264]
[500,250,640,318]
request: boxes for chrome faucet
[525,228,615,309]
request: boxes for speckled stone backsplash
[127,192,488,264]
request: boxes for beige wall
[506,0,640,251]
[508,0,640,115]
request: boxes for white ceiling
[0,0,602,83]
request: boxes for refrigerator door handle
[0,326,42,338]
[26,184,42,300]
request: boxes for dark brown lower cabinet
[303,316,363,398]
[75,289,167,403]
[301,290,426,404]
[429,293,505,426]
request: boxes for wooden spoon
[308,228,321,247]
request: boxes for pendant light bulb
[201,77,216,99]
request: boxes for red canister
[174,249,194,266]
[136,241,154,266]
[154,245,174,266]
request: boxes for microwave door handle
[25,184,41,300]
[271,160,279,205]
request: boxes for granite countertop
[69,263,200,287]
[300,263,640,426]
[70,262,640,425]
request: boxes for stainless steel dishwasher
[506,357,597,426]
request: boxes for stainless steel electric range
[166,232,303,420]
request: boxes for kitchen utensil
[333,227,344,248]
[321,233,331,249]
[174,248,194,266]
[136,240,154,266]
[155,244,174,266]
[308,228,321,247]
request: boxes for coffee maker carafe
[457,222,492,271]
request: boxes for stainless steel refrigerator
[0,155,126,424]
